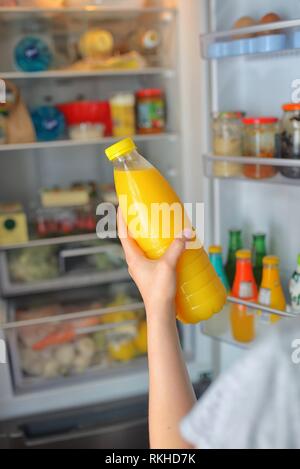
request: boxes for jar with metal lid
[136,89,165,134]
[242,117,278,180]
[279,103,300,179]
[212,112,244,178]
[110,93,136,138]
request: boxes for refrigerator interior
[202,0,300,371]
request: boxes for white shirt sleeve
[181,319,300,449]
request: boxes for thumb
[162,229,194,268]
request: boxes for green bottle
[252,233,267,287]
[225,229,243,288]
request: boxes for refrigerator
[0,0,298,448]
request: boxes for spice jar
[212,112,244,177]
[136,89,165,134]
[279,104,300,179]
[0,110,7,144]
[110,93,136,137]
[242,117,278,179]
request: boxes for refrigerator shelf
[204,154,300,186]
[0,233,100,252]
[200,19,300,60]
[0,133,179,153]
[0,68,176,81]
[201,298,298,350]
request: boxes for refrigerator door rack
[200,19,300,60]
[204,154,300,186]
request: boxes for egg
[257,12,282,36]
[232,16,257,39]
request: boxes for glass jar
[212,112,244,178]
[279,104,300,179]
[110,93,136,138]
[0,111,7,144]
[136,89,166,134]
[242,117,278,180]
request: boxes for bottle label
[239,282,253,298]
[259,288,271,306]
[290,272,300,313]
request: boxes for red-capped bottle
[230,249,258,343]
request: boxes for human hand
[117,208,193,320]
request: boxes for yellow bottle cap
[236,249,251,260]
[209,245,222,254]
[263,255,279,266]
[105,138,136,161]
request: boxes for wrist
[144,299,177,327]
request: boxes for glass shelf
[204,154,300,186]
[201,297,298,350]
[200,19,300,60]
[0,67,175,80]
[0,133,178,153]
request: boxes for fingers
[117,208,145,264]
[162,230,194,269]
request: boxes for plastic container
[14,36,52,72]
[250,34,286,54]
[36,205,97,238]
[136,89,166,134]
[227,38,251,57]
[104,138,227,324]
[290,31,300,50]
[279,103,300,179]
[110,94,136,138]
[69,123,104,141]
[242,117,278,179]
[258,255,286,324]
[212,111,245,178]
[31,106,65,142]
[230,249,257,343]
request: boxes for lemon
[108,339,137,362]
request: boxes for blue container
[15,36,52,72]
[207,41,227,59]
[209,250,230,292]
[31,106,65,141]
[226,38,251,57]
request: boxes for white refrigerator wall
[201,0,300,371]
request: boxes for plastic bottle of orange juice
[230,249,257,343]
[105,138,227,324]
[258,255,286,324]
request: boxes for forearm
[147,302,197,449]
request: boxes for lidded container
[212,111,245,178]
[136,89,166,135]
[279,103,300,179]
[242,117,278,179]
[110,93,136,138]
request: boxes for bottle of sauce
[225,229,243,288]
[258,256,286,324]
[230,249,257,343]
[104,138,227,324]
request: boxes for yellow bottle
[258,255,286,324]
[105,138,227,324]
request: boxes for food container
[110,93,136,137]
[14,36,53,72]
[212,111,245,177]
[0,203,28,246]
[57,101,112,139]
[136,88,166,134]
[31,106,65,142]
[249,34,286,54]
[242,117,278,179]
[279,104,300,179]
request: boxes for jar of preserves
[212,112,245,178]
[279,104,300,179]
[242,117,278,179]
[110,93,136,138]
[136,89,165,134]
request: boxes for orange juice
[258,256,286,324]
[105,138,227,324]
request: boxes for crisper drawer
[0,239,129,297]
[4,282,147,393]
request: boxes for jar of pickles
[212,112,245,178]
[242,117,278,180]
[279,104,300,179]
